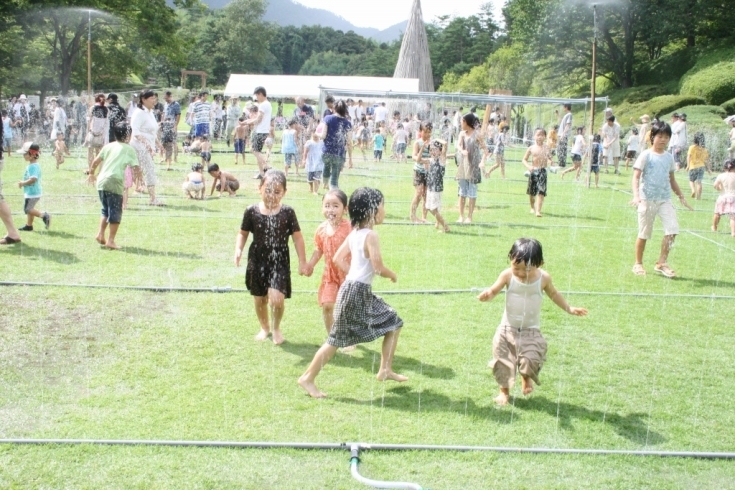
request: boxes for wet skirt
[327,280,403,348]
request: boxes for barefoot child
[624,127,639,171]
[303,132,324,195]
[588,134,602,188]
[298,187,407,398]
[88,124,141,249]
[182,163,206,199]
[208,163,240,197]
[200,136,212,166]
[478,238,587,405]
[456,113,485,223]
[712,159,735,236]
[426,139,450,233]
[410,121,432,223]
[485,125,507,179]
[561,127,585,180]
[281,119,298,176]
[235,170,308,345]
[630,120,692,277]
[233,116,249,165]
[686,132,711,200]
[304,189,352,337]
[522,128,552,217]
[53,133,70,169]
[16,142,51,232]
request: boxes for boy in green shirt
[88,124,141,250]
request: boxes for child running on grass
[485,125,508,179]
[235,169,308,345]
[88,124,141,249]
[426,139,450,233]
[522,128,553,217]
[16,142,51,232]
[630,120,692,278]
[303,132,324,195]
[52,133,70,169]
[478,238,587,405]
[281,119,298,177]
[298,187,407,398]
[561,127,585,180]
[304,189,353,342]
[686,132,711,200]
[624,127,639,171]
[588,134,603,188]
[712,158,735,236]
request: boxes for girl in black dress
[235,170,308,345]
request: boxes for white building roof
[223,74,420,99]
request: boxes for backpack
[86,111,108,147]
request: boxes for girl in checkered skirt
[298,187,407,398]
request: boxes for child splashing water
[522,128,552,217]
[299,187,407,398]
[235,170,308,345]
[304,189,354,344]
[478,238,587,405]
[712,159,735,236]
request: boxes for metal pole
[87,10,92,97]
[587,4,597,188]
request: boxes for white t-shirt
[601,122,620,146]
[571,134,585,155]
[355,105,364,121]
[394,129,408,145]
[374,106,388,123]
[560,112,573,138]
[669,120,683,148]
[256,100,272,134]
[627,134,640,152]
[131,107,158,146]
[347,105,357,121]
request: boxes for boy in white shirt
[624,128,640,170]
[561,127,585,180]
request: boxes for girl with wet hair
[235,169,308,345]
[299,187,407,398]
[478,238,587,405]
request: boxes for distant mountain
[189,0,406,43]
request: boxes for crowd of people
[1,84,735,405]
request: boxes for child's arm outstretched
[365,231,396,282]
[292,230,309,276]
[234,230,249,267]
[477,269,511,302]
[541,272,587,316]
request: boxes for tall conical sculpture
[393,0,434,92]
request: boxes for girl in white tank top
[478,238,588,405]
[299,187,407,398]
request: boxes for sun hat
[16,141,40,155]
[640,114,650,122]
[19,94,27,100]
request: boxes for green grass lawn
[1,143,734,489]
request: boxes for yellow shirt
[687,145,709,170]
[548,129,558,149]
[644,130,652,148]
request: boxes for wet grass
[1,147,734,488]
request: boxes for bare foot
[456,217,465,223]
[712,226,717,232]
[298,376,327,398]
[339,345,356,353]
[272,330,285,345]
[376,370,408,382]
[536,213,542,218]
[494,392,510,405]
[521,377,534,396]
[105,242,121,250]
[95,235,106,245]
[530,208,535,214]
[464,217,472,224]
[254,329,270,341]
[443,225,450,233]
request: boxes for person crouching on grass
[630,120,692,278]
[88,124,141,250]
[478,238,587,405]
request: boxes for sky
[293,0,502,30]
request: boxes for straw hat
[640,114,650,122]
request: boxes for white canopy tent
[223,74,420,99]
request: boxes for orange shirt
[314,219,352,286]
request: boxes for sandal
[632,263,646,276]
[654,263,676,278]
[0,235,21,245]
